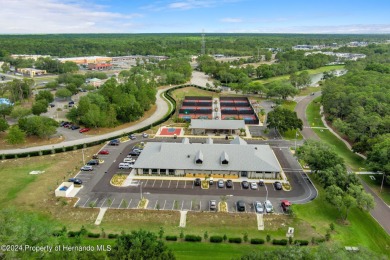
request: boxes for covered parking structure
[189,119,245,135]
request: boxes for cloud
[142,0,242,11]
[220,18,242,23]
[0,0,143,33]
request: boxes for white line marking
[176,181,179,188]
[163,200,167,210]
[152,179,156,187]
[168,180,171,188]
[82,198,90,207]
[160,180,164,187]
[127,199,133,209]
[118,199,123,209]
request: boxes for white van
[118,163,132,169]
[123,158,135,163]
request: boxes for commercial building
[133,137,282,179]
[57,56,112,65]
[88,63,113,70]
[17,68,47,77]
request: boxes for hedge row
[108,234,119,239]
[272,239,288,245]
[294,240,309,246]
[250,238,265,244]
[165,235,178,241]
[184,235,202,242]
[228,237,242,244]
[67,231,81,237]
[209,236,223,243]
[87,232,100,238]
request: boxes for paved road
[0,86,175,155]
[295,91,390,235]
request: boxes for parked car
[63,123,72,128]
[71,125,80,130]
[108,139,120,146]
[254,201,264,213]
[80,165,93,171]
[129,134,136,140]
[132,148,142,153]
[264,200,273,213]
[129,151,140,156]
[209,177,214,185]
[49,103,55,108]
[118,163,132,169]
[68,100,75,105]
[250,182,258,190]
[123,158,135,163]
[79,128,90,133]
[142,133,149,138]
[98,150,110,155]
[87,159,99,165]
[68,178,83,185]
[194,178,201,186]
[274,181,283,190]
[241,181,249,189]
[209,200,217,211]
[258,179,265,186]
[217,179,224,188]
[236,200,246,212]
[281,200,291,212]
[60,121,69,127]
[226,179,233,188]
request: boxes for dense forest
[321,44,390,178]
[0,34,388,57]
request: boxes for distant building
[88,78,103,87]
[57,56,112,65]
[189,119,245,135]
[17,68,47,77]
[11,54,51,61]
[88,63,112,70]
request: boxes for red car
[79,128,90,133]
[98,149,110,155]
[281,200,291,212]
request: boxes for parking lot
[72,138,316,215]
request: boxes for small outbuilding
[189,119,245,135]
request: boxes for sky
[1,0,390,34]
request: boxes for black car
[68,178,83,185]
[71,125,80,130]
[194,178,201,186]
[60,121,69,127]
[129,150,140,156]
[236,201,246,212]
[274,181,283,190]
[258,179,265,186]
[49,103,55,108]
[241,181,249,189]
[108,139,120,146]
[87,159,99,165]
[226,179,233,188]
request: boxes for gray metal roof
[230,136,247,145]
[189,119,245,130]
[134,141,281,172]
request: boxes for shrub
[87,232,100,238]
[272,239,288,245]
[210,236,223,243]
[67,231,80,237]
[184,235,202,242]
[294,240,309,246]
[266,234,271,242]
[108,234,118,239]
[250,238,265,245]
[228,237,242,243]
[165,235,178,241]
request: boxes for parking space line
[176,181,179,188]
[92,198,99,208]
[160,180,164,187]
[181,201,184,210]
[82,198,90,207]
[152,179,156,187]
[154,200,158,209]
[190,201,193,210]
[184,181,186,188]
[118,199,123,209]
[172,201,175,210]
[144,180,148,187]
[100,198,107,207]
[109,198,115,208]
[168,180,171,188]
[127,199,133,209]
[163,200,166,210]
[192,182,194,189]
[232,184,235,190]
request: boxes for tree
[31,100,48,115]
[108,230,175,260]
[1,62,10,73]
[6,125,26,144]
[55,88,72,99]
[0,118,9,132]
[266,81,298,99]
[18,116,57,138]
[35,90,54,103]
[266,107,303,134]
[10,106,31,119]
[0,103,13,119]
[367,136,390,179]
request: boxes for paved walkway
[295,92,390,235]
[94,207,108,225]
[256,214,264,230]
[179,210,187,227]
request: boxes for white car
[118,163,132,169]
[123,157,135,163]
[254,201,264,213]
[250,182,258,190]
[264,200,273,213]
[142,133,149,138]
[80,165,93,171]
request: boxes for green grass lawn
[298,86,322,96]
[359,174,390,205]
[293,178,390,256]
[306,97,365,171]
[171,87,217,101]
[253,65,345,85]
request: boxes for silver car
[264,200,273,213]
[254,201,264,213]
[217,179,224,188]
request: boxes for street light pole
[380,173,386,193]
